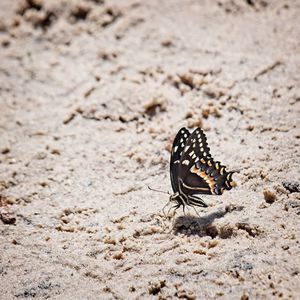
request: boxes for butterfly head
[169,192,181,203]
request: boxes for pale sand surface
[0,0,300,299]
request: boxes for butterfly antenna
[148,186,170,195]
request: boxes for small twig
[253,60,282,80]
[63,112,76,125]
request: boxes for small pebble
[1,147,10,154]
[263,190,276,204]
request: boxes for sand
[0,0,300,299]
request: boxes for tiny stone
[113,252,124,260]
[259,202,268,209]
[1,147,10,154]
[51,149,61,155]
[39,181,48,187]
[241,293,249,300]
[208,240,219,249]
[193,249,207,255]
[263,190,276,204]
[0,211,16,224]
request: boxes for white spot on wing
[184,145,190,152]
[182,160,190,165]
[174,146,178,152]
[189,150,195,156]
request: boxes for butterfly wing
[170,127,191,193]
[178,128,235,195]
[178,128,213,195]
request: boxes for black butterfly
[169,127,236,211]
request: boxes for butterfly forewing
[176,128,214,195]
[170,127,191,193]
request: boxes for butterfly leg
[166,205,173,217]
[160,202,172,229]
[162,201,171,219]
[170,204,181,231]
[189,204,201,218]
[166,204,180,217]
[164,204,181,233]
[182,203,187,216]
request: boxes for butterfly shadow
[172,208,229,238]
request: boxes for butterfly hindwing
[170,127,191,193]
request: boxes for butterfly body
[169,127,236,210]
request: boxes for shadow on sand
[172,208,230,238]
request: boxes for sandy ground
[0,0,300,299]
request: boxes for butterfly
[169,127,236,211]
